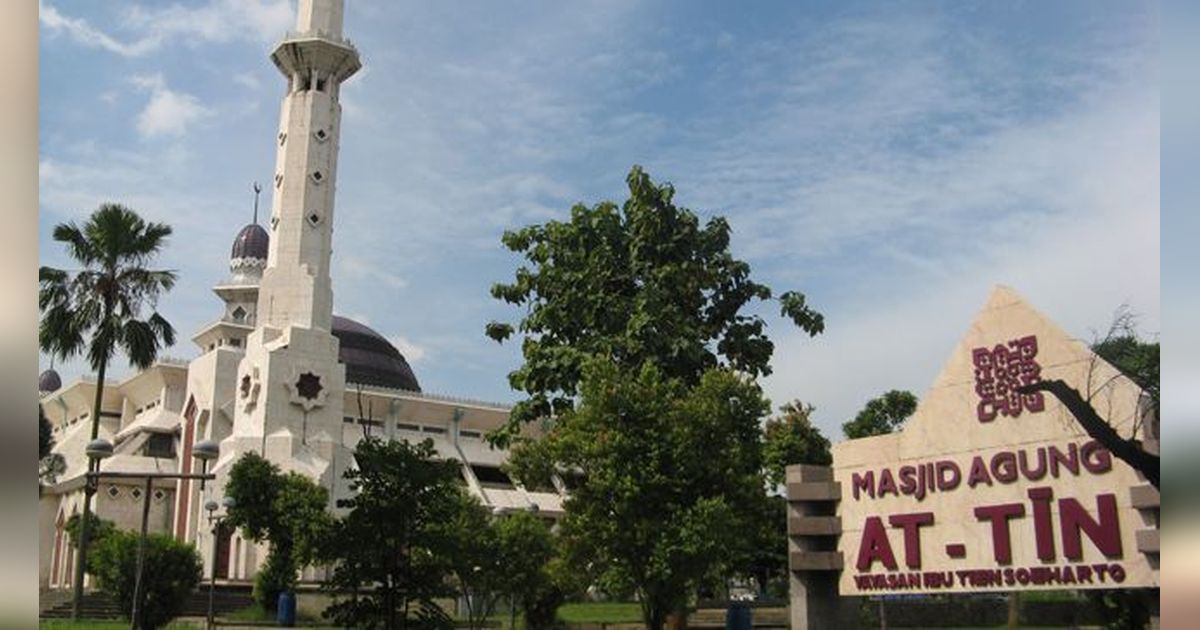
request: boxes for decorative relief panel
[972,335,1044,423]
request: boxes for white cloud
[388,335,428,364]
[39,0,158,57]
[124,0,293,46]
[132,74,211,138]
[340,256,408,290]
[40,0,292,57]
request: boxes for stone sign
[830,287,1159,595]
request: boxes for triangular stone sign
[831,285,1158,594]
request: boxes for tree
[488,167,823,630]
[39,405,66,491]
[444,494,504,630]
[40,203,177,615]
[841,390,918,439]
[494,511,557,630]
[740,493,788,598]
[485,165,823,445]
[1019,311,1160,488]
[224,452,332,610]
[541,361,769,630]
[320,437,462,630]
[90,530,202,629]
[762,400,832,486]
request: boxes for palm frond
[43,204,178,373]
[51,223,99,267]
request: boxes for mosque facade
[38,0,562,590]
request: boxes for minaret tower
[221,0,359,484]
[258,0,360,331]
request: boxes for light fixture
[85,438,114,461]
[193,440,220,489]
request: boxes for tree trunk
[1006,592,1019,629]
[71,355,108,619]
[1019,380,1159,488]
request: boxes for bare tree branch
[1019,380,1158,488]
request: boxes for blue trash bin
[725,601,752,630]
[277,591,296,627]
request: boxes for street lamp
[205,496,235,630]
[71,438,114,620]
[77,438,219,629]
[193,440,220,489]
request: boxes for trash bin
[725,601,752,630]
[277,591,296,627]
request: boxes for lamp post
[71,438,115,620]
[205,496,236,630]
[81,437,219,629]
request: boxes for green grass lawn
[40,622,198,629]
[557,601,643,624]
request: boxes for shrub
[253,548,296,613]
[90,530,202,629]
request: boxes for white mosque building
[38,0,563,590]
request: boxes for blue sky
[38,0,1159,440]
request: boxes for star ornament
[286,368,329,411]
[296,372,323,400]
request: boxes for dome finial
[252,181,262,224]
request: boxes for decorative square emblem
[972,335,1044,422]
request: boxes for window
[106,486,121,499]
[422,425,446,435]
[143,433,175,459]
[231,306,246,322]
[229,338,242,348]
[397,423,420,432]
[471,465,515,489]
[459,430,482,439]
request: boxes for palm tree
[39,203,177,618]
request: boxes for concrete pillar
[786,464,857,629]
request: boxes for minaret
[222,0,357,483]
[258,0,360,332]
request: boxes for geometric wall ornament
[285,366,329,411]
[240,365,262,412]
[972,335,1045,423]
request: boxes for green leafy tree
[39,406,65,491]
[89,529,202,629]
[841,390,918,439]
[321,437,462,630]
[762,400,832,486]
[494,511,557,630]
[740,493,788,598]
[40,204,177,611]
[64,512,117,562]
[444,494,503,630]
[541,361,769,630]
[485,165,823,445]
[489,167,823,630]
[224,452,332,610]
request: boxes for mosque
[38,0,563,590]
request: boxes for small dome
[39,368,62,393]
[331,315,421,392]
[231,223,269,261]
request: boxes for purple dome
[39,368,62,393]
[231,223,269,261]
[331,315,421,392]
